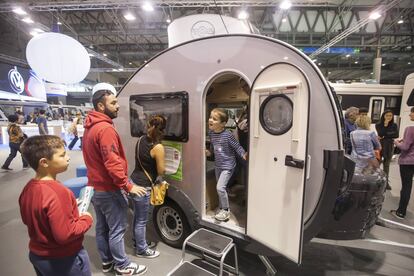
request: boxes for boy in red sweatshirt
[19,135,93,276]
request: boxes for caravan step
[167,261,215,276]
[186,228,234,257]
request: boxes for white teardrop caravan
[115,34,350,264]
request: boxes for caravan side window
[129,92,189,142]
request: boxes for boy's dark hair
[211,108,228,123]
[92,90,113,109]
[359,107,368,114]
[39,110,46,115]
[20,135,65,170]
[7,114,18,123]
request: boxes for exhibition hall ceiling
[0,0,413,84]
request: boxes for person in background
[206,108,247,221]
[392,107,414,219]
[344,106,359,154]
[350,115,381,171]
[358,107,369,117]
[375,110,399,190]
[1,114,28,170]
[36,109,48,135]
[82,83,148,275]
[16,110,25,124]
[130,115,166,259]
[19,135,93,276]
[68,112,83,150]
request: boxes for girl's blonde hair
[211,108,228,123]
[356,115,371,130]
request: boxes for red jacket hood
[84,110,113,129]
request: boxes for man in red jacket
[19,135,93,276]
[83,83,147,276]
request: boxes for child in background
[19,135,93,276]
[206,108,247,221]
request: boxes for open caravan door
[247,63,310,264]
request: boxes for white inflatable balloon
[26,32,90,84]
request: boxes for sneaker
[136,248,160,259]
[386,184,392,190]
[115,262,147,276]
[215,209,230,221]
[132,241,157,249]
[23,165,29,169]
[102,261,114,273]
[1,166,12,171]
[390,210,405,219]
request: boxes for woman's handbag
[136,137,169,206]
[394,145,401,155]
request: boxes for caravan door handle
[285,155,305,169]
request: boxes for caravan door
[247,63,309,264]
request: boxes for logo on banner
[8,66,25,94]
[191,21,215,38]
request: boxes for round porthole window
[259,95,293,135]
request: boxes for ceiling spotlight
[22,17,34,24]
[409,62,412,65]
[280,1,292,10]
[369,12,381,20]
[119,68,124,72]
[129,62,132,65]
[354,61,358,64]
[282,17,287,23]
[89,45,94,49]
[142,2,154,12]
[103,53,107,57]
[328,72,331,75]
[166,18,171,23]
[57,21,62,25]
[370,72,374,75]
[238,10,249,20]
[382,63,386,66]
[346,54,350,58]
[318,62,322,66]
[112,69,118,72]
[124,12,136,21]
[398,19,404,24]
[13,7,27,15]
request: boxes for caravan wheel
[153,200,190,248]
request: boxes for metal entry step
[167,228,239,276]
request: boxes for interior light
[238,10,249,20]
[119,68,124,72]
[124,12,136,21]
[57,21,62,25]
[318,62,322,66]
[346,54,350,57]
[33,28,44,33]
[103,53,107,57]
[13,7,27,15]
[369,12,381,20]
[282,18,287,23]
[129,62,132,65]
[382,63,386,66]
[280,1,292,10]
[22,17,34,24]
[370,72,374,75]
[142,2,154,12]
[112,69,118,72]
[354,61,358,64]
[397,19,404,24]
[166,18,171,23]
[328,72,332,74]
[89,45,94,49]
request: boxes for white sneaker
[215,209,230,221]
[115,262,147,275]
[136,248,160,259]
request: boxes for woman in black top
[130,115,166,259]
[375,110,399,190]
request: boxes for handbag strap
[136,136,155,186]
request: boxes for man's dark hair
[92,90,113,110]
[7,114,18,123]
[39,109,46,115]
[20,135,65,170]
[359,107,368,114]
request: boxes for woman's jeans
[398,164,414,215]
[131,188,151,254]
[215,168,235,210]
[2,142,27,168]
[92,190,130,269]
[29,248,91,276]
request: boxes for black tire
[152,199,191,248]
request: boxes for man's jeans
[92,190,130,269]
[131,188,151,254]
[215,168,235,210]
[29,247,91,276]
